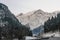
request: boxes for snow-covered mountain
[17,9,59,30]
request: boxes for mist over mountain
[17,9,58,30]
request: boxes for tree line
[44,13,60,33]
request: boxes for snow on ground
[42,31,60,37]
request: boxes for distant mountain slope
[17,9,59,30]
[17,9,58,30]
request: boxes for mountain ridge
[17,9,60,30]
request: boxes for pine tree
[44,13,60,33]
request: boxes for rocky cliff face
[17,9,58,30]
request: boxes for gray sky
[0,0,60,15]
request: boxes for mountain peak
[36,9,43,12]
[17,13,23,17]
[34,9,45,14]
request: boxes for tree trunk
[0,27,2,40]
[0,37,1,40]
[18,36,23,40]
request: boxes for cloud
[0,0,60,15]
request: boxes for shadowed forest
[0,3,32,40]
[44,13,60,32]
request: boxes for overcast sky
[0,0,60,15]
